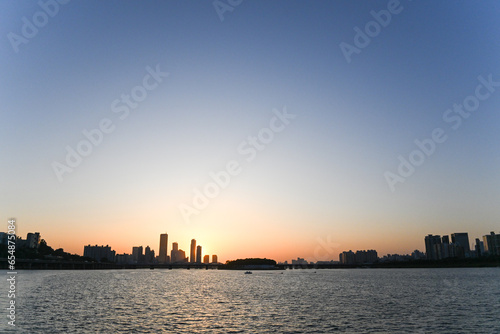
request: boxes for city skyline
[5,227,499,264]
[2,1,500,263]
[82,233,219,265]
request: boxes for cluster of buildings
[379,250,426,263]
[0,232,41,249]
[84,233,219,264]
[339,249,378,265]
[424,231,500,260]
[83,244,115,262]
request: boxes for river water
[1,268,499,333]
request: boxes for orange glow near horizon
[11,211,432,263]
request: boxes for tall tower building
[145,246,155,264]
[190,239,196,263]
[132,246,143,263]
[424,234,441,260]
[451,233,470,253]
[159,233,168,264]
[483,232,500,256]
[171,242,179,263]
[212,255,218,263]
[196,245,202,263]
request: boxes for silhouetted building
[145,246,155,263]
[425,234,441,260]
[380,253,412,262]
[84,245,116,262]
[212,255,218,263]
[412,250,426,260]
[116,253,132,264]
[483,232,500,256]
[366,250,378,263]
[203,255,210,264]
[159,233,168,264]
[26,232,41,249]
[0,232,6,245]
[340,251,356,265]
[179,249,187,262]
[451,233,470,257]
[170,242,187,263]
[190,239,196,263]
[132,246,143,263]
[171,242,179,262]
[196,245,202,263]
[473,238,485,257]
[351,250,378,264]
[292,257,308,265]
[355,250,367,264]
[442,235,450,244]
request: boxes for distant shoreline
[1,257,499,270]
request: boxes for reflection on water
[2,268,499,333]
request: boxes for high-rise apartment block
[196,245,202,263]
[483,232,500,256]
[424,234,442,260]
[132,246,143,263]
[190,239,196,263]
[83,244,116,262]
[158,233,169,264]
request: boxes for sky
[1,0,500,262]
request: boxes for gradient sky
[1,0,499,262]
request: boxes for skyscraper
[190,239,196,263]
[171,242,179,263]
[132,246,143,263]
[179,249,187,262]
[212,255,218,263]
[203,255,210,264]
[483,232,500,256]
[451,233,470,251]
[196,245,202,263]
[145,246,155,263]
[451,233,470,256]
[159,233,168,264]
[475,238,484,257]
[424,234,441,260]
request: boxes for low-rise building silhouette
[340,250,377,264]
[84,245,116,262]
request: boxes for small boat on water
[244,271,252,274]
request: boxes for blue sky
[1,0,499,261]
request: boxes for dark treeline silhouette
[224,258,277,268]
[0,239,94,262]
